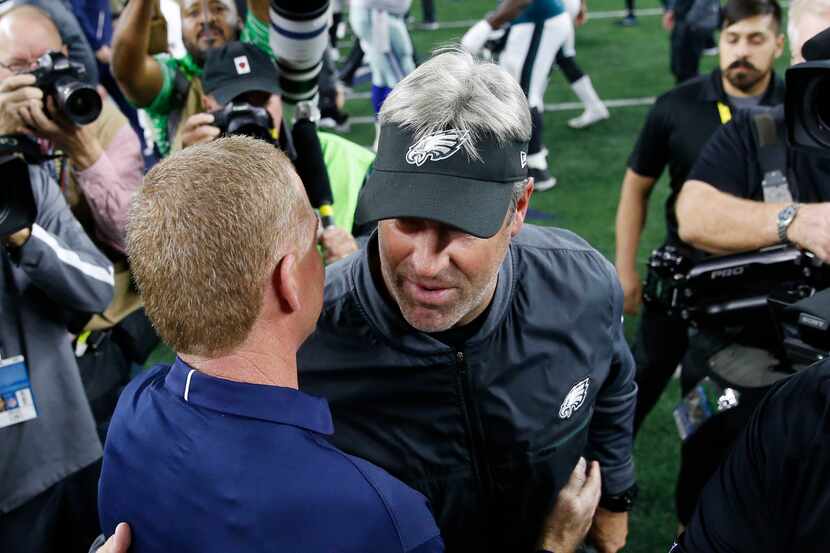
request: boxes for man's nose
[410,229,449,279]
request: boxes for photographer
[183,41,370,264]
[0,5,143,256]
[0,134,114,551]
[0,4,155,438]
[614,0,785,434]
[111,0,271,157]
[673,0,830,527]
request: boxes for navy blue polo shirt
[98,358,443,553]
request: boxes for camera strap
[751,108,794,204]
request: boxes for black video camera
[643,245,830,364]
[0,135,47,237]
[785,27,830,154]
[210,102,274,143]
[27,51,102,126]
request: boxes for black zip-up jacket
[299,225,637,552]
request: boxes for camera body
[644,245,830,364]
[0,136,44,237]
[28,51,102,126]
[210,102,274,143]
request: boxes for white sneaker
[568,107,609,129]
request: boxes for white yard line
[426,8,664,29]
[344,96,656,125]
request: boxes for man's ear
[774,32,785,59]
[273,253,301,313]
[510,179,534,238]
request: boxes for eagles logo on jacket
[298,224,637,552]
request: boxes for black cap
[202,42,279,104]
[356,125,529,238]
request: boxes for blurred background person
[462,0,574,191]
[348,0,416,150]
[556,0,610,128]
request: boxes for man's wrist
[65,132,104,171]
[599,483,639,512]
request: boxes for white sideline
[343,96,656,126]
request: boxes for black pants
[632,304,690,433]
[422,0,435,22]
[670,21,709,83]
[0,460,102,553]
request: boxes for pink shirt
[73,123,144,254]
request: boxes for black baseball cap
[355,124,529,238]
[202,42,279,104]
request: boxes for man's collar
[351,231,516,354]
[164,357,333,435]
[701,68,785,105]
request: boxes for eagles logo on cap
[405,129,470,167]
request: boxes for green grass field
[146,5,793,549]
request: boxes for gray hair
[379,48,532,160]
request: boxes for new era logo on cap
[520,151,527,168]
[234,55,251,75]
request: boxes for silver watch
[776,203,800,243]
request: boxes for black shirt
[687,104,830,204]
[674,358,830,553]
[627,69,786,245]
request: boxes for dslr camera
[27,51,102,126]
[210,102,274,143]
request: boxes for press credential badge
[0,355,38,429]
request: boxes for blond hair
[128,136,311,357]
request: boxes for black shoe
[616,14,637,26]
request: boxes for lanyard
[717,101,732,125]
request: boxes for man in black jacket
[298,50,637,553]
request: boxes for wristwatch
[777,203,800,244]
[599,483,639,512]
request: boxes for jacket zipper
[455,350,493,502]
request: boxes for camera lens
[806,75,830,148]
[54,80,102,125]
